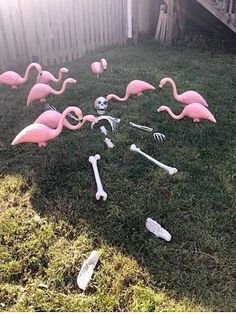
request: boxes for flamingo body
[0,63,42,89]
[12,123,55,146]
[157,103,216,123]
[35,110,96,130]
[91,58,107,77]
[37,67,69,84]
[106,80,155,102]
[12,107,82,147]
[159,77,208,107]
[27,78,77,106]
[35,110,77,129]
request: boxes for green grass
[0,42,235,312]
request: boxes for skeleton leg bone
[89,154,107,200]
[130,144,178,175]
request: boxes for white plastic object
[104,137,114,148]
[77,250,99,291]
[91,116,121,132]
[146,218,171,241]
[153,132,166,142]
[100,126,108,136]
[89,154,107,201]
[129,121,153,132]
[130,144,178,175]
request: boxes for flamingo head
[35,63,42,74]
[60,67,69,73]
[83,115,97,123]
[159,78,168,88]
[106,94,112,101]
[101,58,107,70]
[65,78,77,84]
[157,106,167,113]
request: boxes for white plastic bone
[89,154,107,200]
[100,126,108,136]
[104,137,114,148]
[77,250,99,291]
[153,132,166,142]
[129,122,153,132]
[146,218,171,241]
[130,144,178,175]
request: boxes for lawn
[0,42,235,312]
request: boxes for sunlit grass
[0,42,235,311]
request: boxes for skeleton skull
[95,97,108,115]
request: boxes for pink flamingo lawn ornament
[159,77,208,107]
[26,78,77,106]
[11,106,82,147]
[157,102,216,123]
[0,63,42,89]
[91,58,107,77]
[34,110,95,130]
[106,80,155,102]
[36,67,69,84]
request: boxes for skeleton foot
[77,250,99,291]
[146,218,171,241]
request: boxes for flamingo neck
[74,115,95,130]
[108,93,129,102]
[22,63,35,82]
[52,107,81,136]
[52,80,68,95]
[57,68,64,82]
[167,78,179,100]
[163,106,183,120]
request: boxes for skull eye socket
[98,101,101,104]
[104,101,108,105]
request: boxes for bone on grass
[89,154,107,200]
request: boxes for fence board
[102,0,109,46]
[0,1,18,66]
[0,0,128,69]
[77,0,86,56]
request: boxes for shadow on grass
[0,44,235,311]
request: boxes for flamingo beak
[157,108,161,112]
[159,84,162,89]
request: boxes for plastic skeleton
[129,122,166,142]
[44,103,120,134]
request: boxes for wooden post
[132,0,139,44]
[165,0,174,45]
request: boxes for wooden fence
[0,0,128,71]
